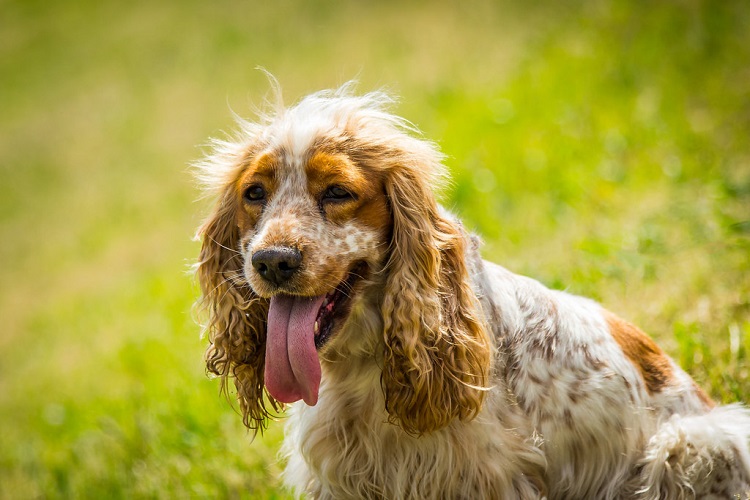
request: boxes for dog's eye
[322,186,353,202]
[243,185,266,202]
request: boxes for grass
[1,0,748,497]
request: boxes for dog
[195,83,750,499]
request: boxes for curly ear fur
[196,189,277,434]
[381,164,491,435]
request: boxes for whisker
[206,235,243,255]
[206,274,240,297]
[224,270,248,285]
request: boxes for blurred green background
[1,0,748,497]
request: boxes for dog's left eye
[243,185,266,202]
[322,186,354,202]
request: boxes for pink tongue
[264,294,325,406]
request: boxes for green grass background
[1,0,748,497]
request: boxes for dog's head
[195,85,490,434]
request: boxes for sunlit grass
[1,0,748,497]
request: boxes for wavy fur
[196,178,276,433]
[195,83,750,498]
[381,152,490,434]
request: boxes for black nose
[251,247,302,285]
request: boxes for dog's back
[480,259,750,498]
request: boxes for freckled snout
[252,246,303,286]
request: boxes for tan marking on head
[305,150,391,240]
[235,152,281,234]
[305,151,364,190]
[604,311,675,394]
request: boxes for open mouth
[263,262,369,406]
[313,262,368,349]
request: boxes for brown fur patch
[692,382,715,409]
[305,151,364,191]
[604,311,675,394]
[235,152,280,233]
[305,150,391,237]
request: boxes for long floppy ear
[381,164,491,435]
[196,188,277,434]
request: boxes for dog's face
[197,88,489,433]
[237,149,390,298]
[234,146,390,405]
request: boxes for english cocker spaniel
[195,84,750,499]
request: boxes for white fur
[198,86,750,499]
[277,254,750,498]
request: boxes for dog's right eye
[243,185,266,203]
